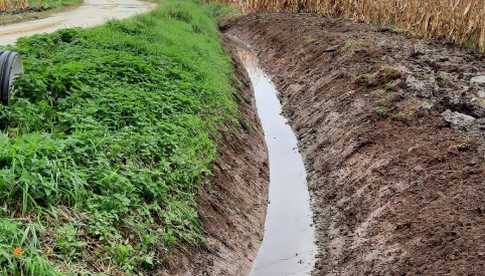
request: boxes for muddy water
[0,0,156,45]
[238,49,316,276]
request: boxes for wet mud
[225,13,485,275]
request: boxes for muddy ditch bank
[159,37,268,276]
[224,13,485,275]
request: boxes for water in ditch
[238,49,316,276]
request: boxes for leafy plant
[54,224,85,259]
[0,0,237,274]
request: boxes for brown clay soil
[224,13,485,275]
[160,38,268,276]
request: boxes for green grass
[27,0,81,10]
[0,0,236,274]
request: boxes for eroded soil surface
[225,13,485,275]
[160,38,269,276]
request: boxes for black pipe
[0,51,23,106]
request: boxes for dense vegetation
[0,0,235,274]
[27,0,80,10]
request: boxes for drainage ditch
[238,48,316,276]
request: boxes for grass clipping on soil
[0,0,236,274]
[221,0,485,51]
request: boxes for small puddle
[238,49,316,276]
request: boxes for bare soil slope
[161,38,268,276]
[225,13,485,275]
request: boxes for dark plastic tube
[0,51,23,106]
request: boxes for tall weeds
[221,0,485,51]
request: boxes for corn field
[0,0,30,12]
[220,0,485,51]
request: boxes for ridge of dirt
[160,37,268,276]
[225,13,485,275]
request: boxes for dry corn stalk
[217,0,485,52]
[0,0,8,12]
[0,0,30,12]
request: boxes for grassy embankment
[0,0,236,274]
[0,0,83,25]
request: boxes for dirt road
[225,13,485,275]
[0,0,155,45]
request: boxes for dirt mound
[225,13,485,275]
[160,37,268,276]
